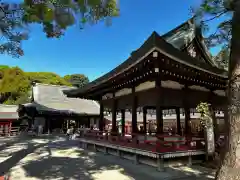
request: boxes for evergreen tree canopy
[193,1,240,180]
[0,0,119,57]
[0,65,89,105]
[63,73,89,88]
[192,0,232,68]
[26,72,72,86]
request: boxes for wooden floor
[78,137,206,171]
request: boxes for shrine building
[64,18,228,169]
[66,18,227,136]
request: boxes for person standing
[66,126,73,140]
[38,124,43,136]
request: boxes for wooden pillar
[184,107,190,135]
[183,86,190,135]
[176,107,181,135]
[143,107,147,133]
[156,79,163,134]
[132,88,138,134]
[32,116,35,128]
[45,116,49,133]
[153,51,163,134]
[121,109,125,136]
[87,117,90,128]
[99,102,104,131]
[47,118,51,134]
[112,98,117,134]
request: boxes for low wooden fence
[81,130,205,153]
[79,131,206,171]
[0,126,20,136]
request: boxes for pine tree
[0,0,119,57]
[194,0,240,179]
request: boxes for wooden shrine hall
[65,18,228,168]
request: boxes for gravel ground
[0,135,214,180]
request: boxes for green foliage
[196,102,214,129]
[0,67,31,104]
[1,0,119,57]
[196,102,210,117]
[0,67,30,94]
[63,74,71,82]
[213,46,230,70]
[0,3,28,58]
[192,0,232,69]
[63,74,89,88]
[26,72,71,86]
[0,65,10,69]
[0,65,88,105]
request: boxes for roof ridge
[162,17,194,38]
[35,83,74,89]
[0,104,18,107]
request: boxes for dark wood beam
[121,109,125,135]
[156,76,163,134]
[176,107,181,135]
[131,87,138,134]
[183,86,190,135]
[143,107,147,133]
[99,102,104,131]
[111,97,117,134]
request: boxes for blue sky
[0,0,222,81]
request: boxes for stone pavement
[0,135,215,180]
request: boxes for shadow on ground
[0,143,47,176]
[0,135,65,177]
[0,134,64,152]
[15,145,215,180]
[0,137,215,180]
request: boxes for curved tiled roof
[26,84,100,115]
[66,18,227,97]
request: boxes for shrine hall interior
[65,18,228,136]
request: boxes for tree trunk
[215,1,240,179]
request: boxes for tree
[26,72,71,86]
[64,74,89,88]
[213,47,230,70]
[0,65,72,104]
[0,4,27,57]
[0,66,31,104]
[194,0,240,179]
[0,0,119,57]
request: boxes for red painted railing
[82,130,205,153]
